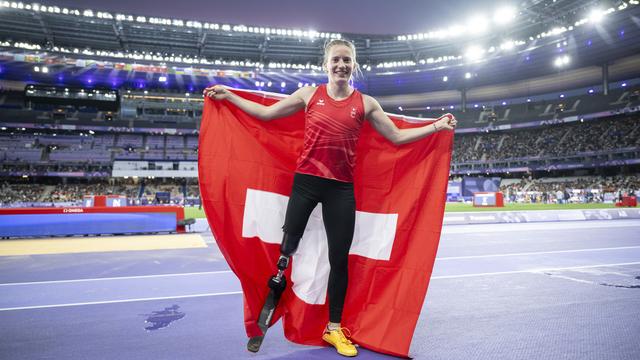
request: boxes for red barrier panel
[83,195,128,207]
[616,196,637,207]
[473,192,504,207]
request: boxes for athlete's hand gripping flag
[198,89,453,357]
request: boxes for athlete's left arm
[364,95,457,145]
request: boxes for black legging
[282,173,356,323]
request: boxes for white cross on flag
[199,89,453,357]
[242,188,398,304]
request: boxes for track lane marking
[2,262,640,312]
[0,270,233,287]
[442,220,640,234]
[2,245,639,287]
[436,245,640,260]
[0,291,243,312]
[430,262,640,279]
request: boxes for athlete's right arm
[203,85,314,121]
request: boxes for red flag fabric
[198,89,453,358]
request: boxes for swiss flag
[198,89,453,357]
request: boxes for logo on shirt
[350,107,357,118]
[316,99,325,106]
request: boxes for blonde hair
[322,39,363,80]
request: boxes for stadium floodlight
[493,6,516,25]
[41,67,48,73]
[500,40,515,50]
[588,9,605,23]
[464,46,485,61]
[281,82,286,88]
[442,76,448,82]
[33,66,40,72]
[554,55,570,67]
[465,72,472,79]
[466,14,489,35]
[267,82,272,87]
[158,76,167,82]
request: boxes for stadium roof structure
[0,0,640,98]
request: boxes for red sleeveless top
[295,84,365,183]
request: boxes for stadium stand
[0,1,639,207]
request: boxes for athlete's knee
[271,232,302,277]
[280,232,302,257]
[328,245,350,267]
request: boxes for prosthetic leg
[247,233,301,352]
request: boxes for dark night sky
[42,0,502,35]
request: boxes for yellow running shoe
[322,327,358,357]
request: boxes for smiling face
[323,41,357,86]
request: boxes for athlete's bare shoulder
[294,85,319,107]
[361,94,382,117]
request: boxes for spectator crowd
[1,113,638,207]
[500,174,639,204]
[453,115,639,163]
